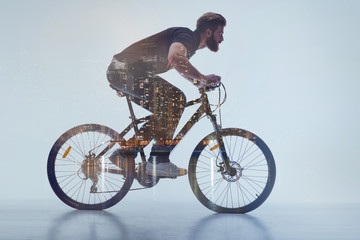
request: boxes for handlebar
[199,82,221,94]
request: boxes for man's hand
[197,74,221,90]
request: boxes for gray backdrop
[1,0,359,205]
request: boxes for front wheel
[47,124,134,210]
[188,128,276,213]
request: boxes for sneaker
[145,162,187,178]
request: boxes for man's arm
[168,42,220,88]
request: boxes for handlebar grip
[199,83,221,94]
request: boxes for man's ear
[206,28,212,38]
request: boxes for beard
[206,35,219,52]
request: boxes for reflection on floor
[0,199,359,240]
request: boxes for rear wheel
[47,124,134,210]
[188,128,276,213]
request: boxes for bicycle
[47,83,276,213]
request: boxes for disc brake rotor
[221,161,243,182]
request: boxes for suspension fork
[202,91,233,174]
[209,114,232,174]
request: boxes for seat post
[125,96,140,140]
[125,96,136,122]
[125,96,147,162]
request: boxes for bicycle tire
[188,128,276,213]
[47,124,134,210]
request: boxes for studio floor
[0,198,359,240]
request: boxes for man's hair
[196,12,226,33]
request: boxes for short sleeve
[170,28,195,58]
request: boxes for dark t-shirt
[113,27,200,74]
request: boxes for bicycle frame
[95,87,232,173]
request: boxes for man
[107,12,226,178]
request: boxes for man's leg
[107,61,187,176]
[147,77,186,161]
[144,76,188,177]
